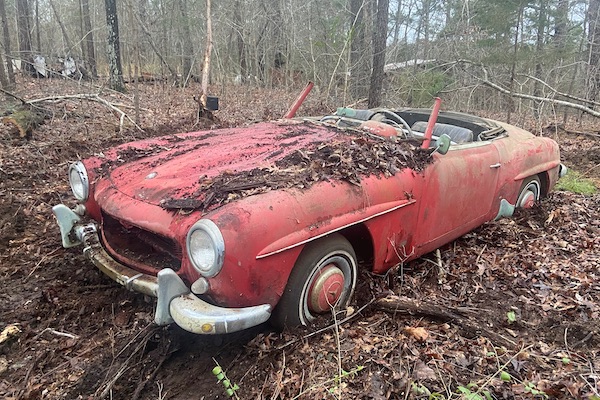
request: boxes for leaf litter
[0,77,598,399]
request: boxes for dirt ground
[0,78,599,400]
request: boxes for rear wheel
[272,234,357,329]
[516,176,541,209]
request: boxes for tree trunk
[588,0,600,101]
[0,0,14,87]
[133,10,178,81]
[0,51,8,89]
[507,2,524,124]
[533,0,546,119]
[368,0,389,108]
[198,0,213,118]
[554,0,569,52]
[81,0,97,77]
[49,0,75,55]
[233,0,247,81]
[34,0,41,52]
[16,0,34,73]
[105,0,125,92]
[349,0,368,99]
[1,108,47,138]
[177,0,194,85]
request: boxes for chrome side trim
[256,200,416,259]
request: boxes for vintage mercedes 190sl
[53,99,565,334]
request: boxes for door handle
[490,163,501,168]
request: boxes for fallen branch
[451,59,600,119]
[27,93,144,132]
[376,295,517,348]
[544,122,600,139]
[0,87,27,104]
[519,73,600,108]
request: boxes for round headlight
[69,161,89,201]
[186,220,225,277]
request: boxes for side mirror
[434,134,451,155]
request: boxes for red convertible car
[53,105,565,334]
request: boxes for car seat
[411,121,474,144]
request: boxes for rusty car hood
[100,121,342,207]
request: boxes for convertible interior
[318,108,506,145]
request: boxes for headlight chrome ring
[69,161,89,201]
[186,220,225,278]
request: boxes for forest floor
[0,77,599,400]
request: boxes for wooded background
[0,0,599,121]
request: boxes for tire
[271,234,357,330]
[516,176,541,209]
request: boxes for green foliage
[555,170,597,195]
[391,70,451,107]
[457,384,493,400]
[523,381,548,398]
[500,371,512,382]
[212,361,240,398]
[411,382,432,397]
[506,310,516,324]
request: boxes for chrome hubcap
[519,186,538,208]
[308,264,345,313]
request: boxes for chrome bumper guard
[559,163,568,178]
[52,204,271,334]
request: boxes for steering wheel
[371,109,413,138]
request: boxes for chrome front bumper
[52,204,271,334]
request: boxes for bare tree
[0,51,8,89]
[368,0,389,108]
[176,0,194,85]
[49,0,75,55]
[16,0,34,73]
[588,0,600,101]
[0,0,15,87]
[198,0,213,118]
[233,1,247,81]
[105,0,125,91]
[349,0,368,99]
[80,0,97,77]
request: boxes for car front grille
[101,211,182,272]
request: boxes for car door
[415,141,501,254]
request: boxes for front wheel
[516,176,541,209]
[272,234,357,330]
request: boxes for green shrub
[555,170,597,195]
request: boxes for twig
[572,330,597,348]
[96,324,158,398]
[131,352,170,400]
[42,328,79,340]
[25,248,61,281]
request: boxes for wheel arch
[337,222,374,267]
[538,171,550,197]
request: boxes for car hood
[101,121,341,207]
